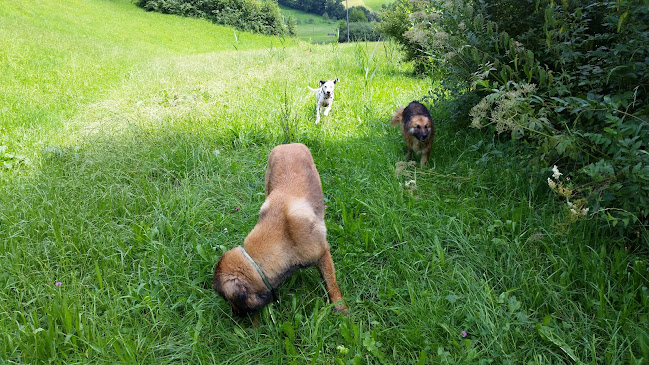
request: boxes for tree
[349,8,367,22]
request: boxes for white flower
[552,165,562,180]
[547,177,556,189]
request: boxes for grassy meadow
[343,0,387,12]
[279,6,339,44]
[2,0,648,364]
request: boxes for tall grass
[1,0,648,364]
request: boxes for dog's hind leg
[316,248,348,314]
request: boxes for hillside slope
[0,0,290,151]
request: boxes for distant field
[280,0,393,43]
[280,5,339,44]
[344,0,392,12]
[360,0,391,11]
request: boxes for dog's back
[213,143,346,318]
[264,143,324,218]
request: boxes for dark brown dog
[391,101,435,166]
[213,143,347,320]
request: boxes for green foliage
[380,0,649,243]
[376,0,429,73]
[136,0,293,36]
[348,6,379,22]
[278,0,345,20]
[338,22,381,42]
[349,8,368,22]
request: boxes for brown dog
[213,143,347,319]
[391,101,435,166]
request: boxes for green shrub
[136,0,292,36]
[338,22,381,42]
[376,0,427,73]
[349,8,368,23]
[277,0,345,20]
[380,0,649,244]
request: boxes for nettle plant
[381,0,649,244]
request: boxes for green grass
[280,5,339,43]
[2,1,649,364]
[343,0,391,12]
[0,0,290,154]
[360,0,389,11]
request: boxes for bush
[348,6,379,22]
[338,22,381,42]
[349,8,368,23]
[135,0,292,36]
[376,0,426,72]
[277,0,345,20]
[380,0,649,244]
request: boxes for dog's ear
[223,276,248,299]
[217,275,252,316]
[334,78,339,84]
[320,80,326,85]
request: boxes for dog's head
[407,115,433,142]
[213,248,274,317]
[319,78,338,99]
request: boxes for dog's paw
[333,303,349,315]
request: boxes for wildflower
[547,177,557,190]
[405,180,417,191]
[324,205,328,209]
[552,165,562,180]
[461,331,467,338]
[433,31,449,41]
[55,281,62,287]
[567,200,589,218]
[410,11,428,22]
[235,206,240,211]
[405,179,417,194]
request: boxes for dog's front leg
[316,249,348,314]
[315,104,321,124]
[420,149,430,167]
[323,104,332,117]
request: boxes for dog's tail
[307,86,319,92]
[391,107,405,126]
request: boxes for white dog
[308,78,339,124]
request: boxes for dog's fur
[213,143,347,318]
[308,78,339,124]
[391,101,435,166]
